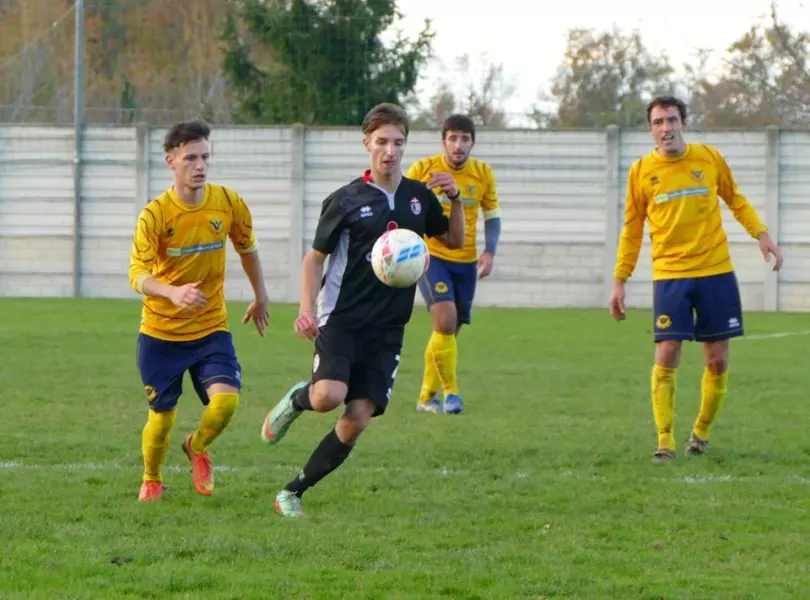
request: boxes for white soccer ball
[371,228,430,288]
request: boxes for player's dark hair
[442,114,476,142]
[163,119,211,152]
[646,96,688,124]
[361,103,410,137]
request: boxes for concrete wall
[0,124,806,311]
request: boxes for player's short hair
[646,96,688,124]
[442,114,476,142]
[163,119,211,152]
[361,103,410,138]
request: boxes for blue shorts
[136,330,241,412]
[653,272,744,342]
[418,256,478,325]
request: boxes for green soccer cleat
[274,490,304,518]
[261,381,307,445]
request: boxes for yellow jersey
[614,143,768,282]
[129,183,258,342]
[406,154,501,263]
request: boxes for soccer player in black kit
[260,103,465,517]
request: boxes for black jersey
[312,170,450,330]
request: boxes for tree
[529,27,676,129]
[410,53,517,129]
[685,3,810,128]
[220,0,434,126]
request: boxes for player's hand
[759,233,783,271]
[608,280,627,321]
[294,311,319,340]
[242,295,270,337]
[169,281,206,310]
[478,251,494,279]
[427,171,459,199]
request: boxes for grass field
[1,298,810,599]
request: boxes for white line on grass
[743,329,810,341]
[1,461,809,485]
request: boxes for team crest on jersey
[466,184,476,195]
[691,169,704,181]
[650,176,659,185]
[209,219,223,233]
[410,197,421,215]
[387,221,399,231]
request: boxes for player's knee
[337,400,375,443]
[147,408,177,435]
[655,340,682,368]
[309,380,347,412]
[704,349,729,374]
[209,392,240,418]
[431,302,457,334]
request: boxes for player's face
[363,124,406,178]
[166,138,210,190]
[649,106,686,156]
[442,130,474,168]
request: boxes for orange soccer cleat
[138,481,164,501]
[182,433,214,496]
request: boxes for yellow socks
[428,331,459,396]
[142,409,177,482]
[419,342,442,402]
[651,364,676,451]
[190,392,240,455]
[693,368,728,440]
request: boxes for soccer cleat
[274,490,304,518]
[261,381,307,445]
[138,481,164,501]
[416,397,443,413]
[444,394,464,414]
[685,432,709,457]
[182,433,214,496]
[651,448,676,462]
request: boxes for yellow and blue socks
[189,392,240,455]
[142,408,177,482]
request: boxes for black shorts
[312,323,404,417]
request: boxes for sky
[389,0,808,124]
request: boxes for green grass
[1,298,810,599]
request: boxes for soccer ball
[371,228,430,288]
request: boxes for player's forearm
[446,200,465,249]
[613,231,642,281]
[130,252,173,297]
[138,275,176,299]
[483,216,501,255]
[300,250,326,314]
[730,199,769,239]
[239,250,269,301]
